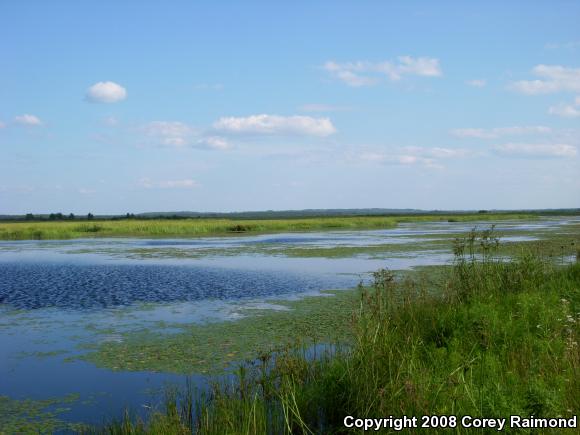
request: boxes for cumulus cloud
[549,96,580,118]
[139,178,200,189]
[323,56,442,87]
[493,143,577,158]
[213,114,336,136]
[14,114,43,126]
[451,126,552,139]
[466,79,486,87]
[86,81,127,103]
[510,65,580,95]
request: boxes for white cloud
[197,136,231,150]
[395,56,442,78]
[495,126,552,135]
[143,121,232,150]
[14,114,43,126]
[139,178,200,189]
[397,155,421,164]
[451,128,491,139]
[404,146,472,158]
[466,79,486,87]
[357,146,469,169]
[323,56,442,87]
[143,121,195,147]
[549,95,580,118]
[360,152,416,164]
[213,114,336,136]
[86,81,127,103]
[451,126,552,139]
[510,65,580,95]
[549,104,580,118]
[299,103,352,112]
[493,143,577,158]
[323,62,378,86]
[359,152,440,168]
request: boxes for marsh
[0,217,578,431]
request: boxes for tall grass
[89,229,579,434]
[0,213,537,240]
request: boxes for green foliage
[0,213,537,240]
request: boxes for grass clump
[91,229,579,434]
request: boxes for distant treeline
[3,212,126,222]
[1,208,579,222]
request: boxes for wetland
[0,216,578,433]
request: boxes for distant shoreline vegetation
[0,212,557,240]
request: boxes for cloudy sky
[1,1,579,214]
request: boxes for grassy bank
[89,232,579,434]
[0,213,538,240]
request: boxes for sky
[1,0,579,214]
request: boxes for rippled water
[0,217,577,429]
[0,263,356,310]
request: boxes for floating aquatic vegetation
[78,289,362,374]
[0,394,84,434]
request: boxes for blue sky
[1,0,579,214]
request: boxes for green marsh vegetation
[0,213,538,240]
[78,290,362,374]
[274,221,580,260]
[88,229,579,434]
[88,221,579,262]
[0,394,84,434]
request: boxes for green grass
[87,230,579,434]
[0,213,538,240]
